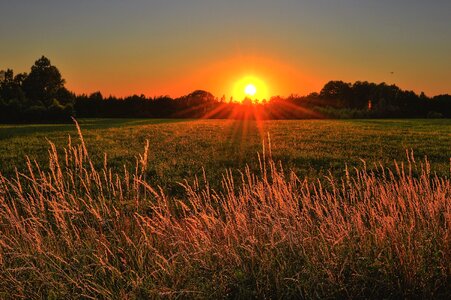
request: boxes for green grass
[1,118,450,195]
[0,118,450,298]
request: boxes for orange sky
[1,1,451,99]
[88,55,320,99]
[58,53,323,99]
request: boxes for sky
[1,0,450,98]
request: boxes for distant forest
[1,56,450,122]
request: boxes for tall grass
[0,121,449,299]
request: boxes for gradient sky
[1,0,450,98]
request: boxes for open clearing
[1,119,450,194]
[0,118,450,298]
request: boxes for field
[1,118,450,194]
[0,118,450,298]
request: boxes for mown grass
[1,118,450,197]
[0,120,449,299]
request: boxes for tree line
[1,56,450,122]
[0,56,75,122]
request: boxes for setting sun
[244,84,257,97]
[232,75,270,102]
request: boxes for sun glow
[244,84,257,97]
[232,75,270,102]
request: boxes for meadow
[0,118,450,298]
[1,118,450,195]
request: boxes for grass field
[1,118,450,194]
[0,118,450,298]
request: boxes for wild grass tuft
[0,121,449,299]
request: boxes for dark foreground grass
[1,118,450,196]
[0,120,449,299]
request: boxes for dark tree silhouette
[1,56,451,122]
[0,56,75,122]
[22,56,65,106]
[319,81,353,108]
[21,56,74,121]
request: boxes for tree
[21,56,75,120]
[351,81,377,109]
[184,90,215,103]
[0,69,26,102]
[89,91,104,102]
[22,56,66,107]
[319,81,352,107]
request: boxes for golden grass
[0,120,449,299]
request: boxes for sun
[244,84,257,97]
[232,75,269,102]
